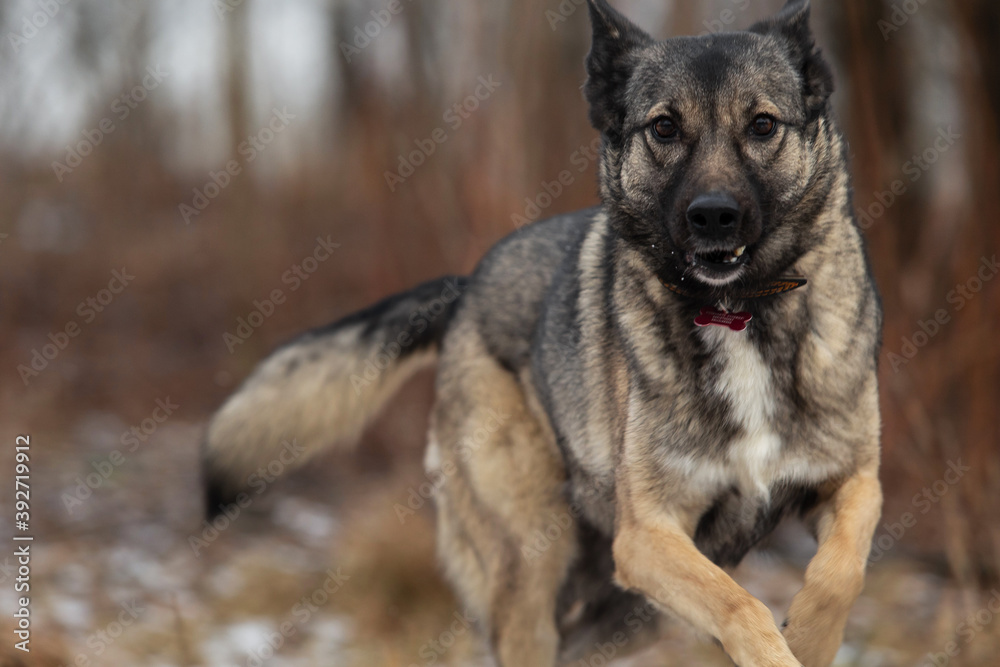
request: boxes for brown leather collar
[660,276,808,300]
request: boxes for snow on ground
[2,416,998,666]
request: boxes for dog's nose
[686,192,743,239]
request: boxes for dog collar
[659,276,807,332]
[659,276,807,300]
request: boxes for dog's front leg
[613,512,801,667]
[782,465,882,667]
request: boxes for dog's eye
[750,114,777,138]
[651,117,679,142]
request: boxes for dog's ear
[585,0,654,135]
[749,0,833,118]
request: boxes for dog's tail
[202,275,467,518]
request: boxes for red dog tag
[694,307,752,332]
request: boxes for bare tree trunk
[950,0,1000,585]
[225,2,249,156]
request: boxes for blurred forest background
[1,0,999,665]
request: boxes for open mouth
[687,245,747,269]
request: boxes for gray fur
[204,2,882,665]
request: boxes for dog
[202,1,884,665]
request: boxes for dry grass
[2,406,999,666]
[1,1,998,664]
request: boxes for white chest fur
[700,326,784,499]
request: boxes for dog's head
[585,0,839,291]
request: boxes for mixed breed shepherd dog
[203,1,884,665]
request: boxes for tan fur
[612,514,802,666]
[205,323,435,482]
[430,319,575,665]
[611,418,882,667]
[782,463,883,666]
[205,4,884,666]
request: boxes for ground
[2,375,998,667]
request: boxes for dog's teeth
[734,246,746,257]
